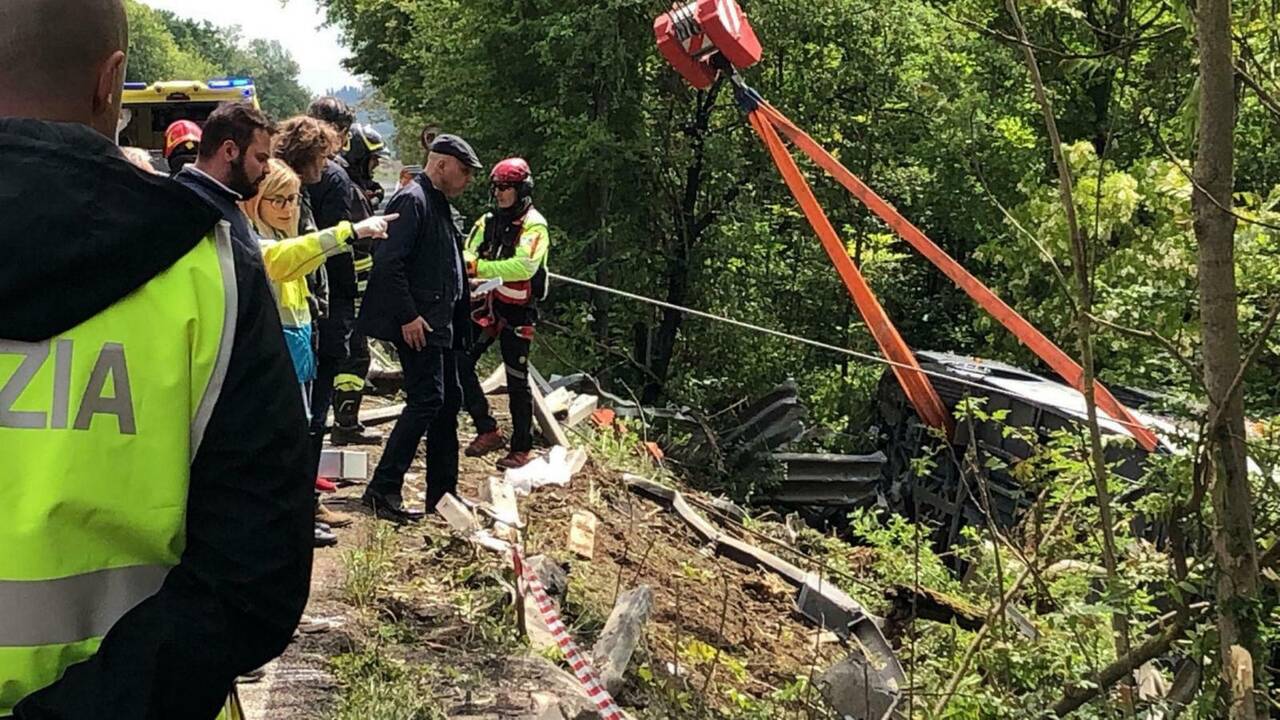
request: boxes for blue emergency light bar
[207,78,254,89]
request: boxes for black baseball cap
[430,134,482,170]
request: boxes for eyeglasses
[265,194,300,209]
[492,182,517,191]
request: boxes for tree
[158,15,241,69]
[237,39,311,119]
[158,13,312,119]
[310,0,1280,714]
[123,0,217,82]
[314,0,1028,414]
[1192,0,1263,716]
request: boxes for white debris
[504,445,588,495]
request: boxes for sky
[139,0,361,93]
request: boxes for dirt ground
[239,394,860,719]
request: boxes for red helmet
[490,157,534,197]
[164,120,202,159]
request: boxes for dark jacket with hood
[358,172,465,348]
[0,119,313,719]
[173,164,260,256]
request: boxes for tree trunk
[1192,1,1262,717]
[588,71,612,343]
[643,241,690,404]
[641,85,721,404]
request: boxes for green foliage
[850,507,958,596]
[677,638,748,683]
[314,2,1280,713]
[125,3,312,119]
[237,38,312,119]
[314,0,1280,426]
[581,418,654,477]
[635,661,820,720]
[124,0,218,83]
[979,138,1280,392]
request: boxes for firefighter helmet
[163,120,202,159]
[345,124,391,172]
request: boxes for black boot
[361,490,423,524]
[331,389,383,446]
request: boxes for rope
[547,271,1158,435]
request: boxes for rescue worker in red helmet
[459,157,550,469]
[163,119,201,175]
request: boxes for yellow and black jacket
[0,119,313,719]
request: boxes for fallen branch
[1050,606,1206,717]
[884,585,985,633]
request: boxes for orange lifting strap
[748,110,954,435]
[748,101,1159,452]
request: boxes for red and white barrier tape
[513,549,624,720]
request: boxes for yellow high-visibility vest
[0,223,237,715]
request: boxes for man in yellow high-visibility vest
[0,1,314,717]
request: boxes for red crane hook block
[654,0,763,89]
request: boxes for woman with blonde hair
[242,159,396,543]
[241,158,396,413]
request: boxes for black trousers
[369,342,460,508]
[311,297,371,431]
[458,324,534,452]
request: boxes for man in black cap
[358,134,482,523]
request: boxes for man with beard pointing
[175,103,275,254]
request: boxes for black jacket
[306,158,368,301]
[358,173,464,348]
[173,165,260,257]
[0,119,313,719]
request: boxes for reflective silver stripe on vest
[190,222,239,460]
[0,565,169,646]
[495,284,530,302]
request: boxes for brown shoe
[316,503,353,528]
[465,430,507,457]
[496,451,535,470]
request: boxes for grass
[340,521,400,610]
[330,647,445,720]
[580,418,655,478]
[332,521,505,719]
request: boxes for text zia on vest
[0,340,137,434]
